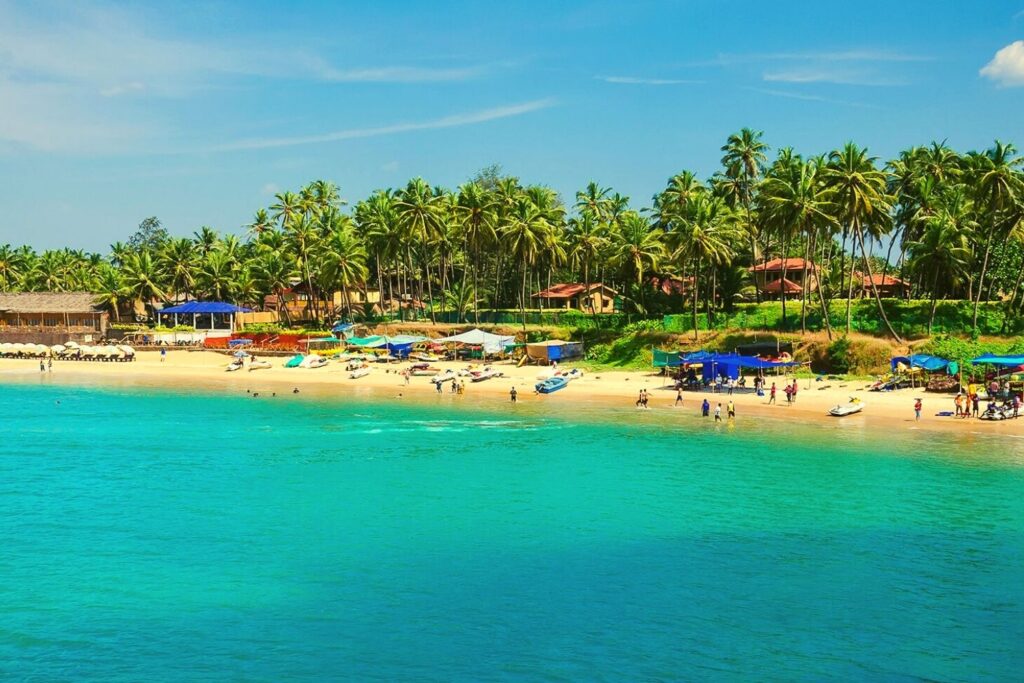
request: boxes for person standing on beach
[769,383,776,405]
[160,347,166,363]
[784,383,792,404]
[701,398,710,417]
[972,393,980,418]
[954,393,963,417]
[914,398,922,421]
[791,380,798,404]
[47,357,52,372]
[714,403,722,422]
[727,400,735,419]
[675,387,683,406]
[39,360,45,372]
[510,386,517,403]
[1013,393,1020,418]
[436,380,443,395]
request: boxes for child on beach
[675,387,683,406]
[954,393,963,417]
[701,398,710,417]
[510,386,517,403]
[714,403,722,422]
[914,398,922,421]
[727,400,735,419]
[768,383,776,405]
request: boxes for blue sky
[2,0,1024,251]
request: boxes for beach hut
[156,301,252,337]
[525,340,583,364]
[435,328,516,359]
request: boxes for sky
[2,0,1024,251]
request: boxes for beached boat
[410,363,441,376]
[828,397,865,417]
[431,369,457,385]
[536,376,569,394]
[562,368,584,381]
[226,360,244,372]
[299,354,328,369]
[248,360,272,371]
[980,403,1014,421]
[411,352,440,362]
[284,354,304,368]
[349,366,371,379]
[470,367,502,382]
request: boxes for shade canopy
[435,328,515,354]
[159,301,251,314]
[970,353,1024,367]
[655,349,800,378]
[891,354,957,374]
[526,339,583,362]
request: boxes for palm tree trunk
[691,258,701,341]
[423,246,436,325]
[800,230,812,334]
[844,227,856,335]
[520,262,529,331]
[856,224,903,342]
[972,225,997,330]
[780,236,790,330]
[927,270,941,335]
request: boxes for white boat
[226,360,244,372]
[300,354,328,369]
[248,360,272,371]
[432,369,457,385]
[470,367,502,382]
[349,366,371,379]
[562,368,584,381]
[828,397,865,417]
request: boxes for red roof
[750,258,818,273]
[860,273,908,287]
[649,276,694,296]
[532,283,615,298]
[760,278,804,294]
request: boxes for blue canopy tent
[890,354,958,375]
[157,301,251,331]
[697,352,800,382]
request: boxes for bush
[828,337,853,374]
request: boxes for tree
[611,211,663,314]
[720,129,769,298]
[906,194,973,334]
[127,216,168,253]
[502,198,550,328]
[825,142,902,341]
[672,194,736,338]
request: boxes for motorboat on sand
[828,397,865,417]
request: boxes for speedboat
[349,366,371,379]
[410,362,440,376]
[300,354,328,369]
[432,369,457,385]
[828,397,865,417]
[536,376,568,394]
[470,367,502,382]
[226,359,244,372]
[248,359,272,371]
[285,354,304,368]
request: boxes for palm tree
[197,250,236,301]
[672,194,736,338]
[121,251,166,318]
[824,142,902,341]
[0,244,26,291]
[502,198,550,328]
[247,209,274,240]
[93,264,128,322]
[759,157,836,336]
[254,251,297,324]
[159,238,198,302]
[319,220,368,321]
[721,128,769,298]
[455,182,497,323]
[906,196,973,334]
[611,211,663,314]
[396,178,446,323]
[967,141,1023,328]
[567,213,607,316]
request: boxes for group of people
[954,389,1021,419]
[437,379,466,395]
[765,380,799,405]
[699,398,736,421]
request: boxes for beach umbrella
[51,344,66,355]
[233,350,250,358]
[64,341,80,349]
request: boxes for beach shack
[0,292,109,344]
[157,301,252,339]
[525,339,583,364]
[435,328,516,359]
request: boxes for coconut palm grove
[1,131,1022,348]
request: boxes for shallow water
[1,381,1022,681]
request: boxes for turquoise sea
[1,379,1022,681]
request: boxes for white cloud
[212,99,555,152]
[980,41,1024,86]
[763,68,904,86]
[260,183,280,196]
[696,49,930,67]
[381,161,400,172]
[322,66,488,83]
[746,87,877,109]
[99,82,146,97]
[599,76,702,85]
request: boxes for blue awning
[159,301,251,314]
[891,354,957,374]
[970,353,1024,367]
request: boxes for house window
[44,317,60,327]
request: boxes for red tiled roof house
[749,258,820,299]
[531,283,618,313]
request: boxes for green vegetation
[1,134,1023,342]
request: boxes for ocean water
[1,380,1022,682]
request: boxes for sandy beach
[2,349,1022,437]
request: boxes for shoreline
[2,351,1023,438]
